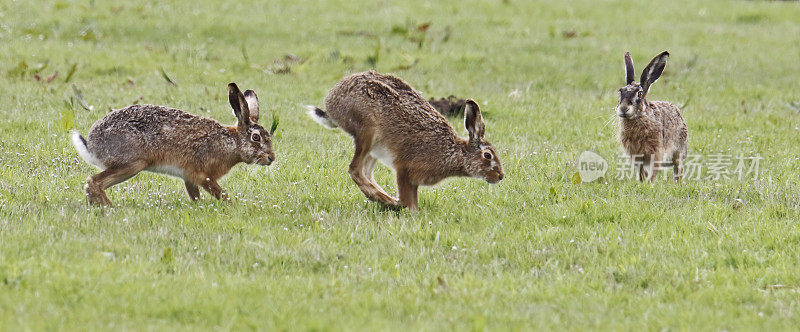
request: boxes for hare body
[308,71,504,210]
[617,52,688,182]
[72,83,275,206]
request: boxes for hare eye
[637,91,643,98]
[483,152,492,160]
[251,133,261,142]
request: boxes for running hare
[72,83,275,206]
[617,51,688,182]
[307,71,504,210]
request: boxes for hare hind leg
[349,135,399,207]
[85,160,147,206]
[362,155,397,202]
[672,152,685,182]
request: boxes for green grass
[2,0,800,330]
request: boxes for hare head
[616,51,669,120]
[228,83,275,166]
[462,99,504,183]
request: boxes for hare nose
[498,173,504,181]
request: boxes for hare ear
[228,83,251,130]
[464,99,485,144]
[624,52,635,85]
[640,51,669,96]
[243,90,260,123]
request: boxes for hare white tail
[71,131,105,170]
[305,105,338,129]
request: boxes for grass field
[2,0,800,330]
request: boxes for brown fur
[309,71,504,210]
[73,83,275,206]
[617,52,689,182]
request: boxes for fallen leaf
[437,276,447,289]
[45,71,59,82]
[417,22,431,32]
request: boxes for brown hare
[71,83,275,206]
[307,71,504,210]
[617,51,688,182]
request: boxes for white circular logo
[577,151,608,182]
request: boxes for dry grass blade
[64,63,78,83]
[71,84,94,111]
[706,220,720,236]
[269,113,280,136]
[160,67,177,86]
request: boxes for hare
[71,83,275,206]
[307,71,504,210]
[617,51,688,182]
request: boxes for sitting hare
[307,71,504,210]
[617,51,688,182]
[71,83,275,206]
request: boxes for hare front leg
[201,178,229,201]
[184,180,201,200]
[85,161,147,206]
[636,155,659,182]
[637,163,648,182]
[648,154,661,182]
[396,169,419,210]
